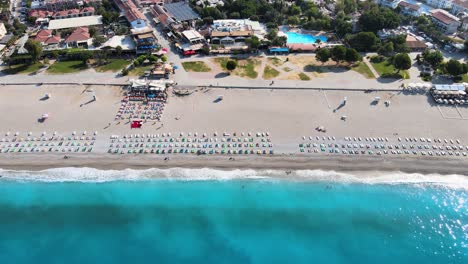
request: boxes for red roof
[115,0,146,23]
[81,7,95,13]
[64,27,91,43]
[453,0,468,9]
[34,30,60,44]
[125,8,146,22]
[29,9,53,18]
[431,10,460,25]
[398,1,420,11]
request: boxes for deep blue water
[0,170,466,263]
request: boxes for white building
[426,0,453,9]
[377,0,401,9]
[398,1,422,16]
[451,0,468,15]
[430,9,461,33]
[0,23,7,40]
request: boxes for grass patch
[213,57,230,70]
[283,67,292,72]
[213,57,260,79]
[128,65,152,76]
[298,72,310,80]
[371,59,409,79]
[47,60,88,74]
[263,65,280,79]
[94,59,130,73]
[304,65,324,73]
[182,61,211,72]
[268,57,284,67]
[351,62,375,79]
[462,74,468,82]
[1,63,43,74]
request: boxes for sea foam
[0,167,467,189]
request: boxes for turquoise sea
[0,168,466,263]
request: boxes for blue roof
[269,47,289,52]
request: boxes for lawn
[298,72,310,80]
[182,61,211,72]
[462,74,468,82]
[263,65,280,79]
[371,59,410,79]
[283,67,292,72]
[47,61,88,74]
[94,59,130,73]
[128,65,152,76]
[213,57,260,79]
[2,63,43,74]
[268,57,285,67]
[351,62,375,79]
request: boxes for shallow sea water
[0,168,466,263]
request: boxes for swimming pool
[285,31,327,44]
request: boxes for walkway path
[363,57,379,78]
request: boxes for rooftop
[164,2,200,22]
[182,30,204,41]
[398,1,421,11]
[430,9,460,25]
[405,35,427,49]
[64,27,91,43]
[452,0,468,8]
[48,15,103,30]
[102,35,136,50]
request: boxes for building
[405,34,427,51]
[131,27,158,54]
[33,30,61,50]
[426,0,453,9]
[64,27,91,48]
[0,23,7,40]
[114,0,147,29]
[210,19,266,45]
[134,0,164,7]
[31,0,100,11]
[52,7,95,20]
[398,1,422,16]
[151,2,200,29]
[430,9,461,33]
[102,35,136,51]
[451,0,468,15]
[377,0,401,9]
[47,15,103,30]
[181,30,205,44]
[461,16,468,31]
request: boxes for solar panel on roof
[165,2,200,22]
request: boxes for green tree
[393,53,411,73]
[377,42,394,57]
[422,50,443,69]
[287,16,300,26]
[315,48,331,64]
[334,19,352,37]
[92,35,106,47]
[245,36,260,50]
[446,59,464,77]
[115,46,123,55]
[346,32,380,51]
[24,39,43,63]
[345,48,361,64]
[89,26,96,37]
[161,55,168,62]
[226,60,237,73]
[331,45,347,63]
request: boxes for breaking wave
[0,167,467,189]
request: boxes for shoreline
[0,154,467,176]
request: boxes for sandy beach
[1,84,468,174]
